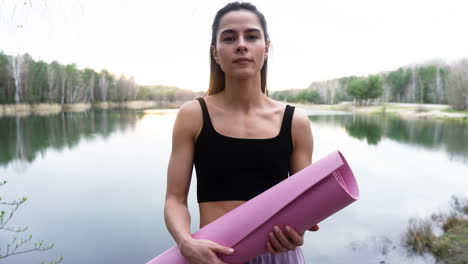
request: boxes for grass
[443,108,468,114]
[432,220,468,264]
[403,218,436,255]
[403,196,468,264]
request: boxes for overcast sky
[1,0,467,91]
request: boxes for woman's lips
[233,58,252,63]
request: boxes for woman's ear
[264,41,270,60]
[211,45,219,64]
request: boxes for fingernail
[274,226,280,232]
[228,248,234,253]
[285,226,291,231]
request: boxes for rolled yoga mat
[147,150,360,264]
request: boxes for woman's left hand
[266,225,319,254]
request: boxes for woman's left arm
[266,108,319,254]
[289,108,313,175]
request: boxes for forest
[0,51,200,105]
[271,59,468,110]
[1,51,467,111]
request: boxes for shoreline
[291,102,468,121]
[2,101,467,121]
[0,101,184,117]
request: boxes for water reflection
[0,110,144,167]
[309,114,468,165]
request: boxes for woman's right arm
[164,101,234,264]
[164,102,197,246]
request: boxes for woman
[164,2,318,264]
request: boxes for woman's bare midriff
[199,200,246,228]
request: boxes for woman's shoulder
[178,99,202,116]
[174,99,203,134]
[267,98,309,129]
[267,98,307,120]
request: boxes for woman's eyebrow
[220,28,261,35]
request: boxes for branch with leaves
[0,179,64,263]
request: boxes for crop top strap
[196,97,214,130]
[280,104,295,138]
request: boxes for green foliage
[386,68,412,102]
[347,75,383,105]
[295,89,322,103]
[0,51,141,104]
[347,79,368,101]
[30,60,49,103]
[138,85,176,101]
[270,89,323,104]
[367,75,384,99]
[417,65,438,103]
[0,51,14,103]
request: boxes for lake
[0,108,467,264]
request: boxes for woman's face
[212,10,269,79]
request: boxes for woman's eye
[223,37,234,42]
[247,35,259,40]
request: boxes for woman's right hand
[179,237,234,264]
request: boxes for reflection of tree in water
[309,114,468,165]
[345,116,382,145]
[0,109,143,167]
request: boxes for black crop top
[193,97,295,203]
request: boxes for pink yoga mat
[147,150,359,264]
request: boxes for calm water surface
[0,108,467,264]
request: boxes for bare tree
[446,59,468,110]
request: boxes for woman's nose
[236,38,248,53]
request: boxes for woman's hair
[206,2,270,96]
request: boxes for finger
[284,226,304,246]
[266,242,278,254]
[269,231,286,253]
[308,224,320,232]
[273,226,296,251]
[210,244,235,255]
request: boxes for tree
[347,75,383,105]
[386,68,411,102]
[294,89,322,103]
[446,59,468,110]
[0,52,14,104]
[417,65,438,103]
[367,75,384,100]
[30,60,49,103]
[82,68,97,103]
[347,78,368,105]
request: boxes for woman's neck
[222,75,266,111]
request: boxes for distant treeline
[271,59,468,110]
[2,51,467,110]
[0,51,202,105]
